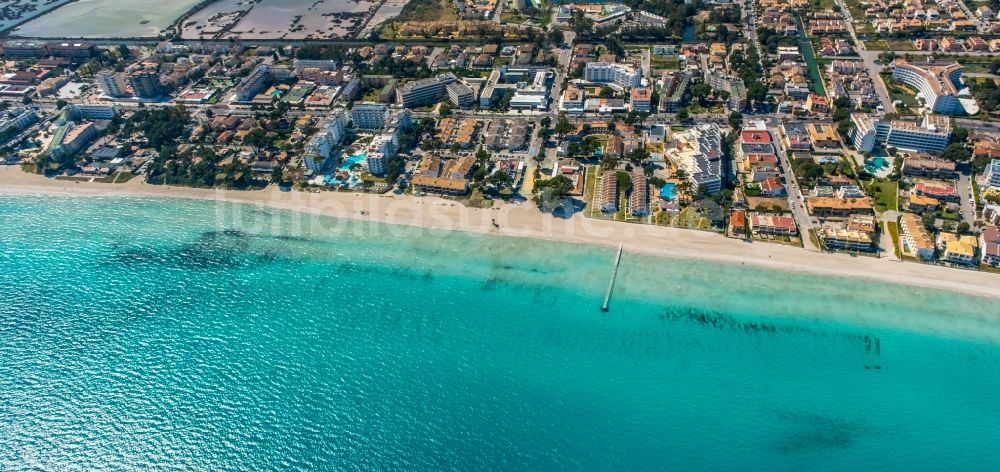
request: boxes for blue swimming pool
[660,183,676,200]
[339,154,366,171]
[864,157,888,174]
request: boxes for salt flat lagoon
[13,0,204,38]
[182,0,388,40]
[2,195,999,470]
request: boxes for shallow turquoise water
[1,196,999,470]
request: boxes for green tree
[728,111,743,131]
[553,113,574,137]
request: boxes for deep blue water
[1,196,999,470]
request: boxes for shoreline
[4,165,1000,300]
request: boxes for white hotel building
[849,113,951,154]
[584,62,642,88]
[891,59,977,115]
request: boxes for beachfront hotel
[891,59,977,115]
[666,123,725,195]
[0,107,37,136]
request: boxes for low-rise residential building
[410,155,476,195]
[914,181,958,202]
[750,214,798,236]
[942,236,978,265]
[629,172,649,216]
[806,196,874,217]
[598,170,619,213]
[903,157,957,179]
[821,214,877,251]
[907,194,940,213]
[982,227,1000,267]
[807,123,840,150]
[900,212,935,260]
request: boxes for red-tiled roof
[741,130,772,144]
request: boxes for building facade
[584,62,641,88]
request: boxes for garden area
[867,179,898,212]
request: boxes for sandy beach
[4,165,1000,299]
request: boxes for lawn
[392,0,457,22]
[583,165,598,204]
[885,221,901,259]
[864,40,889,51]
[650,55,680,70]
[868,179,898,212]
[885,39,915,51]
[844,0,866,17]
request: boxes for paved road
[835,0,896,114]
[957,172,976,226]
[879,210,900,261]
[954,0,985,34]
[770,120,821,252]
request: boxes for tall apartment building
[704,70,747,111]
[668,123,725,195]
[446,82,475,108]
[584,62,641,88]
[397,73,458,108]
[1,40,47,58]
[327,109,348,144]
[351,102,389,129]
[891,59,975,115]
[303,131,334,172]
[365,134,398,176]
[48,121,98,158]
[630,87,652,112]
[984,159,1000,190]
[235,65,270,102]
[849,113,952,154]
[46,42,97,58]
[96,71,128,98]
[0,107,38,140]
[128,71,162,98]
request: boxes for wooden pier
[601,243,624,312]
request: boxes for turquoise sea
[2,195,1000,470]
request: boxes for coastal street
[880,210,900,261]
[770,124,819,252]
[958,172,976,226]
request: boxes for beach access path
[3,165,1000,300]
